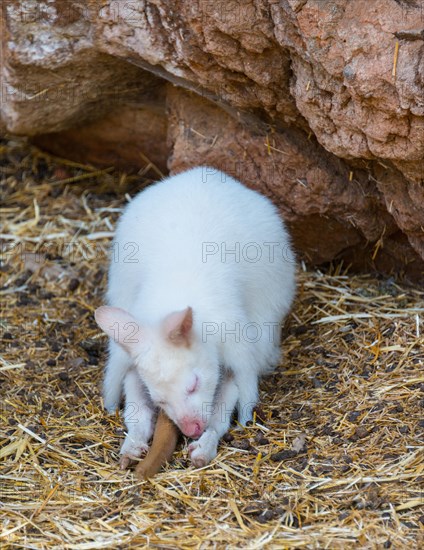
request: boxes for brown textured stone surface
[34,102,169,174]
[167,86,424,279]
[1,0,423,278]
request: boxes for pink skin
[178,375,203,437]
[179,417,206,438]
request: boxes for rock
[167,86,424,277]
[276,1,424,165]
[1,0,423,279]
[352,426,369,440]
[270,449,298,462]
[34,103,170,175]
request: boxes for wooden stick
[135,410,179,480]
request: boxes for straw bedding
[1,138,423,549]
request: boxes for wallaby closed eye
[187,375,199,394]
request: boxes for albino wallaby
[95,167,295,468]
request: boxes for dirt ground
[1,138,423,548]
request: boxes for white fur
[96,167,296,467]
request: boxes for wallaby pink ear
[95,306,143,356]
[163,307,193,347]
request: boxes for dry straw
[1,138,423,548]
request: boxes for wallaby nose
[180,418,205,438]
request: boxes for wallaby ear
[163,307,193,347]
[95,306,143,356]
